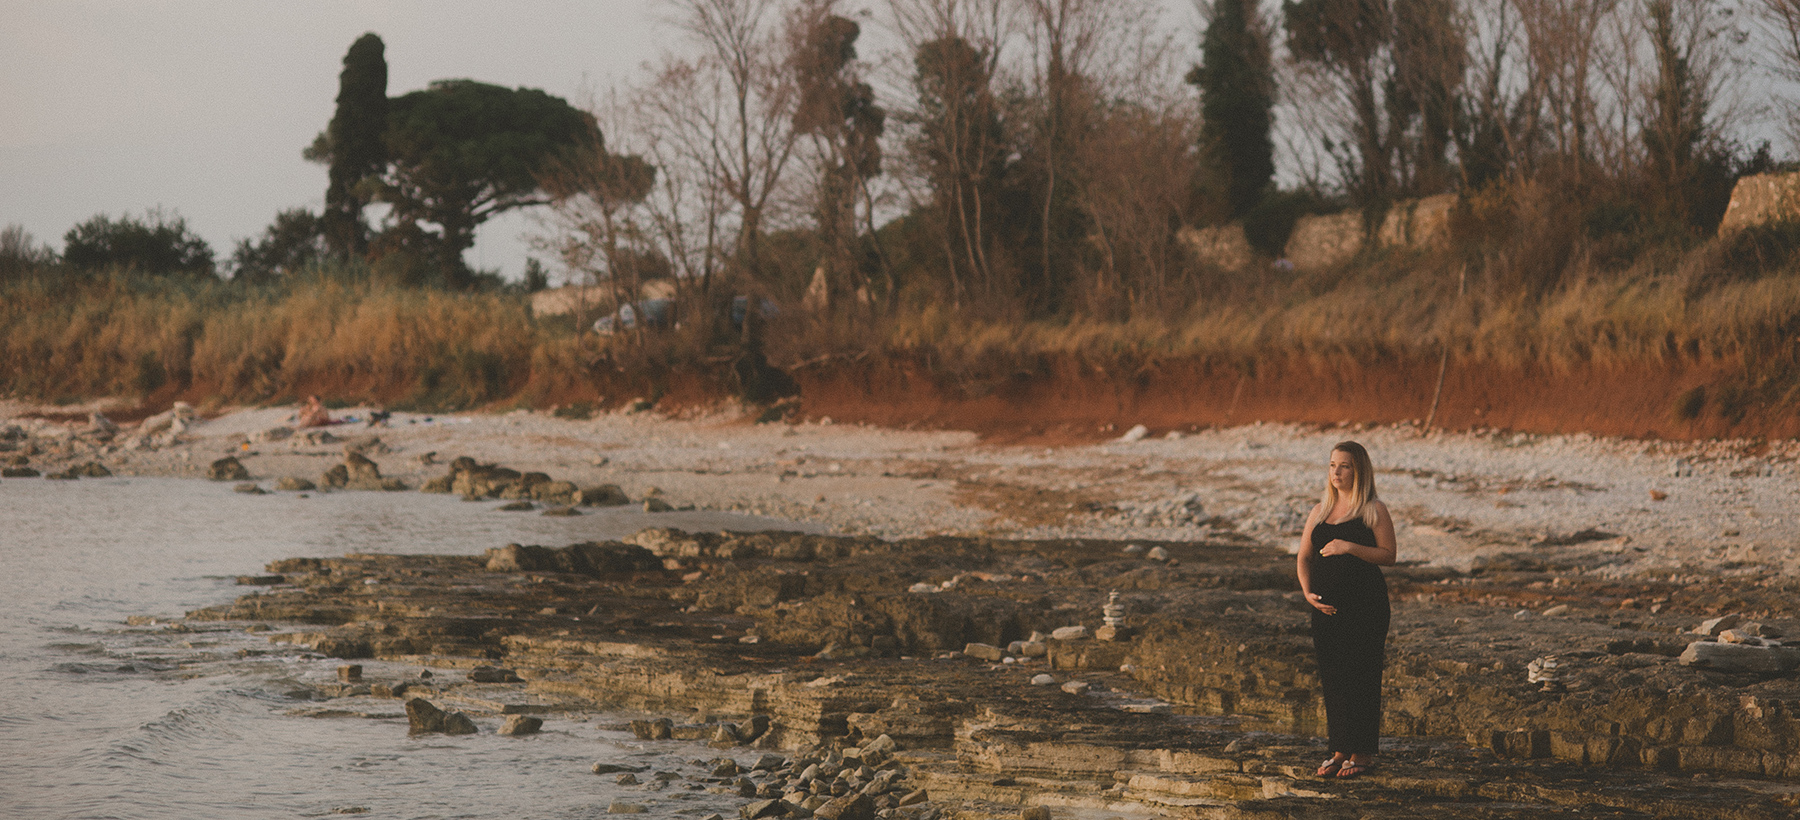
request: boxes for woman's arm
[1297,504,1336,614]
[1317,501,1398,566]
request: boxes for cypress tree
[1188,0,1276,222]
[315,33,388,259]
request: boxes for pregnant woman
[1297,440,1397,779]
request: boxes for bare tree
[668,0,803,325]
[887,0,1015,306]
[788,0,887,312]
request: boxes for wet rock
[608,800,648,814]
[533,480,582,506]
[0,466,37,478]
[236,574,284,585]
[582,484,631,506]
[498,501,535,512]
[592,762,650,774]
[321,463,349,489]
[469,666,522,683]
[962,643,1005,662]
[712,758,742,777]
[499,715,543,736]
[208,456,250,482]
[616,773,640,785]
[74,461,111,477]
[276,476,316,491]
[542,506,582,516]
[407,697,447,727]
[645,497,674,513]
[234,483,266,494]
[630,718,674,740]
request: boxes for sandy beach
[5,399,1796,576]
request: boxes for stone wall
[1717,171,1800,235]
[1177,224,1255,272]
[1282,210,1365,271]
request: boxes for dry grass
[0,271,578,410]
[4,239,1798,415]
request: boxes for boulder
[592,762,650,774]
[499,715,543,736]
[812,793,873,820]
[644,497,674,513]
[1678,640,1800,673]
[208,457,250,482]
[321,463,349,489]
[582,484,631,506]
[276,476,316,492]
[963,643,1006,662]
[75,461,111,477]
[441,711,477,735]
[2,466,39,478]
[629,718,674,740]
[533,480,582,505]
[469,666,523,683]
[1698,615,1741,636]
[405,697,448,733]
[344,452,382,489]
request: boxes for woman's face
[1329,450,1356,493]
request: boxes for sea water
[0,477,814,819]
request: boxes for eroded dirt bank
[792,353,1793,442]
[186,528,1800,819]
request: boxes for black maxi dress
[1307,516,1390,755]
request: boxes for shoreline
[10,400,1800,816]
[4,399,1797,577]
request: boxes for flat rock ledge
[186,528,1800,819]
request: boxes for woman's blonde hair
[1320,440,1379,527]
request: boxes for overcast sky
[0,1,664,280]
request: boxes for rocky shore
[8,400,1800,817]
[177,524,1800,819]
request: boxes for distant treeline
[6,0,1800,419]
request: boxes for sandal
[1315,758,1344,777]
[1336,761,1373,779]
